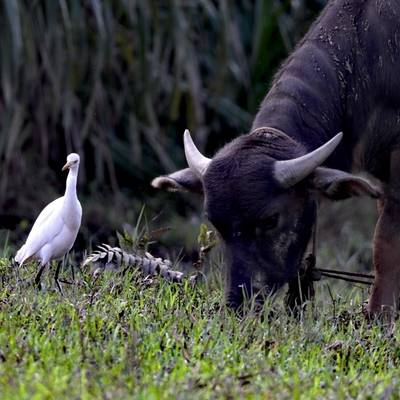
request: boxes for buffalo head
[152,128,381,308]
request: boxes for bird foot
[58,279,74,285]
[54,279,64,296]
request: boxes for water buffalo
[152,0,400,316]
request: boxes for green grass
[0,197,397,399]
[1,244,400,399]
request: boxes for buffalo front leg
[368,196,400,316]
[368,149,400,316]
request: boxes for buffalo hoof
[363,301,397,323]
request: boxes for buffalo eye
[255,213,280,236]
[264,213,279,230]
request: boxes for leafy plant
[0,1,325,228]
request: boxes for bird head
[62,153,80,171]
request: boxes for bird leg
[54,261,65,295]
[57,256,75,285]
[71,264,75,283]
[35,263,47,289]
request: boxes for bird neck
[65,168,78,201]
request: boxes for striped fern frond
[82,244,188,282]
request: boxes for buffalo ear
[310,167,383,200]
[151,168,203,193]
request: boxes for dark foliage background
[0,0,328,251]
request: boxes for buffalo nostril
[226,284,248,308]
[226,291,242,309]
[226,299,240,309]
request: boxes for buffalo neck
[252,0,365,172]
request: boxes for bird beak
[62,161,73,171]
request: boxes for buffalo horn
[274,132,343,188]
[183,129,211,177]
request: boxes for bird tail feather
[15,245,29,266]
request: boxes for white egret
[15,153,82,290]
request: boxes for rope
[307,200,374,286]
[318,268,374,280]
[318,271,373,285]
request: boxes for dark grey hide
[153,0,399,309]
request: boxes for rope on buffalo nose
[286,206,375,312]
[304,206,375,286]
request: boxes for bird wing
[28,197,64,238]
[15,197,65,264]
